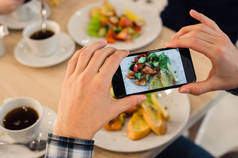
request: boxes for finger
[16,0,24,4]
[114,95,146,113]
[166,37,213,58]
[84,47,116,74]
[178,80,213,95]
[190,9,221,32]
[65,46,87,77]
[99,50,129,82]
[172,24,218,41]
[179,30,217,45]
[75,40,107,74]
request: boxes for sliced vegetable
[116,28,131,40]
[153,61,159,67]
[99,15,109,26]
[145,74,150,82]
[129,63,135,71]
[145,93,153,104]
[134,72,142,79]
[158,53,170,70]
[124,9,144,25]
[106,29,115,43]
[119,17,132,27]
[98,28,107,37]
[88,15,101,37]
[148,53,159,61]
[110,16,119,24]
[132,24,142,32]
[119,113,126,124]
[113,26,122,34]
[132,33,140,39]
[128,27,135,35]
[138,57,146,64]
[133,63,138,72]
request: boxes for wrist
[53,119,95,140]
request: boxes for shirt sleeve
[227,88,238,96]
[45,133,94,158]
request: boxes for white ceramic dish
[94,89,190,152]
[67,0,162,51]
[0,1,51,30]
[14,33,75,68]
[0,106,57,158]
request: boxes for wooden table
[0,0,223,157]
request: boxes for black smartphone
[112,48,196,98]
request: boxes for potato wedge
[127,109,151,140]
[142,102,167,135]
[151,93,170,120]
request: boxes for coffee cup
[11,0,37,21]
[23,21,60,57]
[0,97,43,143]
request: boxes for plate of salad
[68,0,162,51]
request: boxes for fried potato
[127,109,151,140]
[151,93,170,120]
[142,102,167,135]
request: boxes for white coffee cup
[0,97,43,143]
[11,0,37,21]
[23,21,60,57]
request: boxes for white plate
[14,33,75,68]
[94,89,190,152]
[0,1,51,30]
[0,106,57,158]
[67,0,162,51]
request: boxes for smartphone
[112,48,196,98]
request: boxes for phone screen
[119,48,187,95]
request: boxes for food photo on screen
[120,49,187,95]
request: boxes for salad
[126,52,178,89]
[87,0,145,43]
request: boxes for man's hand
[0,0,23,14]
[166,9,238,95]
[54,41,146,140]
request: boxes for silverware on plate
[40,0,47,33]
[0,139,47,151]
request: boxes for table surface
[0,0,219,157]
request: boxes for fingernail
[139,95,147,102]
[179,87,190,94]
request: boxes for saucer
[0,1,51,30]
[14,33,76,68]
[0,106,57,158]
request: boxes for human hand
[0,0,23,14]
[53,41,146,140]
[166,9,238,95]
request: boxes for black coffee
[30,30,54,40]
[24,0,32,4]
[3,106,38,130]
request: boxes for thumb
[115,95,146,112]
[179,80,213,95]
